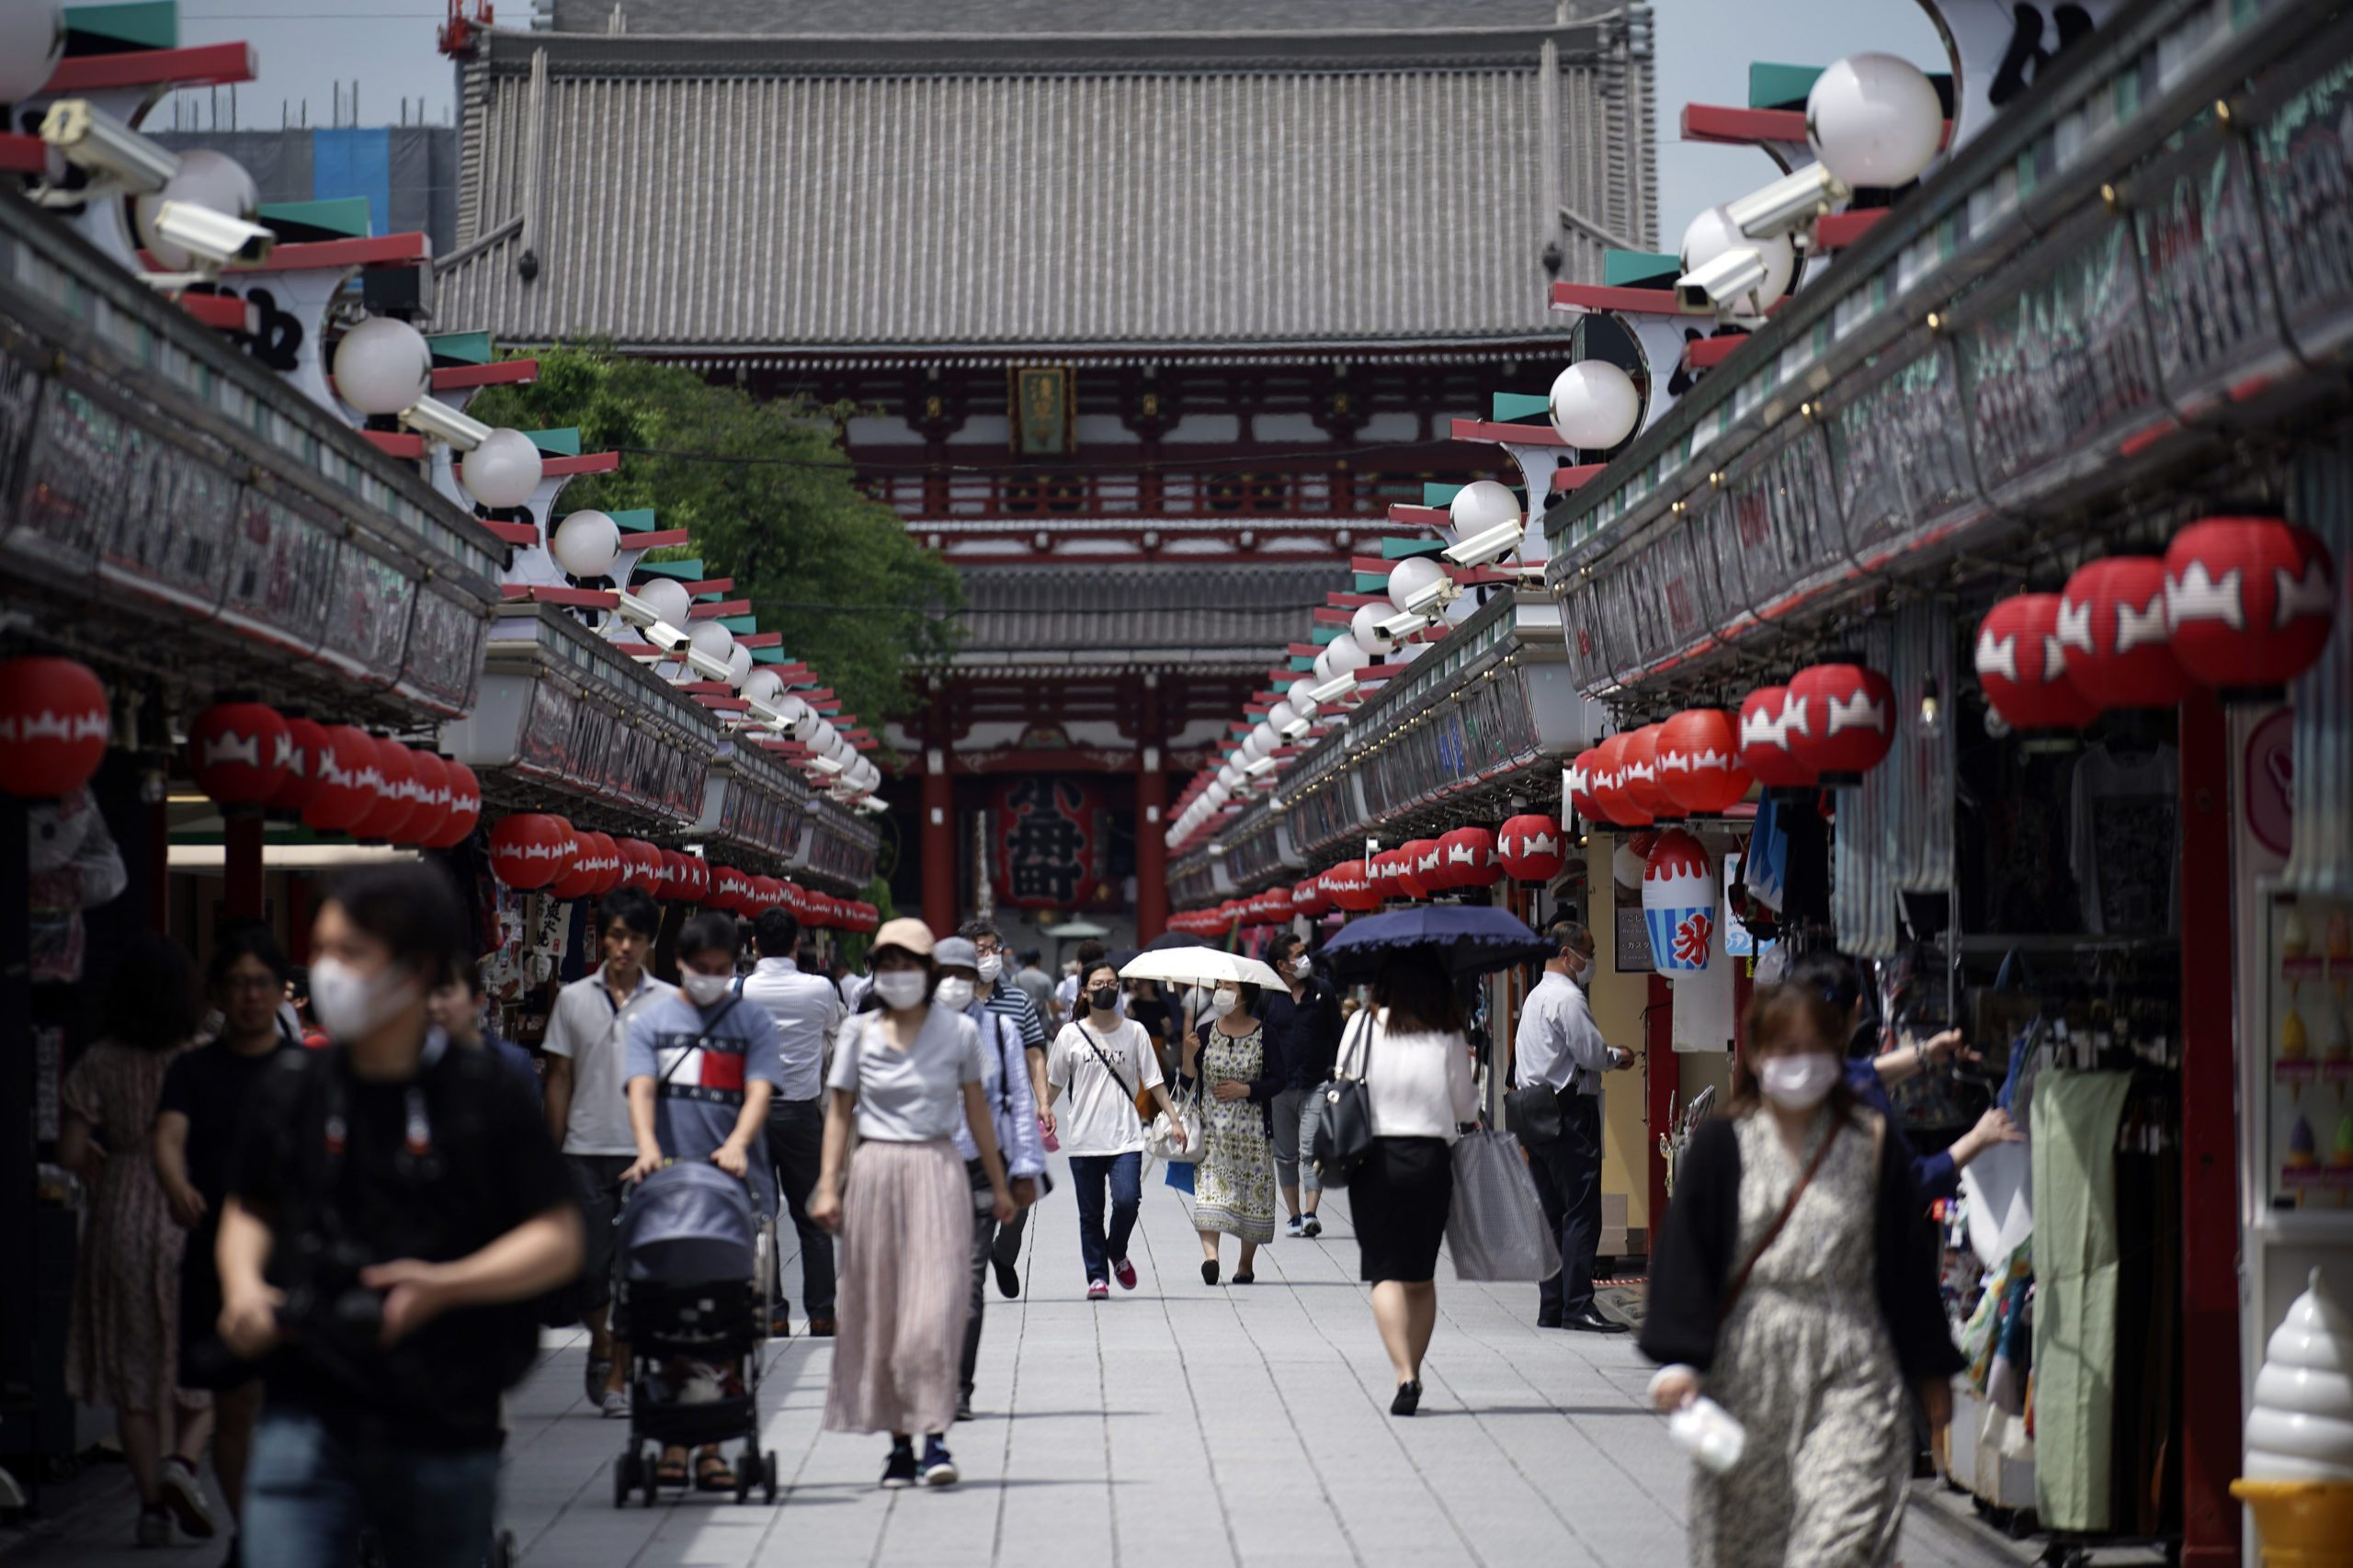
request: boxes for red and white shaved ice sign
[2162,517,2336,690]
[1977,594,2100,731]
[2057,556,2194,710]
[1497,813,1565,882]
[1640,827,1717,972]
[1655,709,1751,814]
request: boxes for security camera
[1727,162,1850,242]
[1244,755,1278,778]
[39,100,180,195]
[684,646,732,683]
[399,396,492,451]
[1377,608,1427,642]
[1442,519,1525,567]
[1308,672,1357,704]
[149,200,273,269]
[1677,247,1772,316]
[1392,574,1459,619]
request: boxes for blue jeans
[1067,1152,1142,1284]
[242,1408,501,1568]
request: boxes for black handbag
[1310,1012,1378,1188]
[1504,1082,1565,1144]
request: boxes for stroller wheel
[734,1447,753,1506]
[762,1451,779,1506]
[641,1445,660,1508]
[490,1528,517,1567]
[613,1449,636,1509]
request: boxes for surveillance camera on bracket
[1442,519,1525,567]
[1726,163,1850,242]
[150,200,274,271]
[38,100,180,196]
[1677,248,1772,317]
[400,396,493,451]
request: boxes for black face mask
[1088,986,1120,1013]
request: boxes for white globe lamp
[744,668,786,705]
[1252,721,1279,756]
[550,510,623,579]
[1287,676,1319,713]
[791,710,824,744]
[1448,478,1521,537]
[1681,204,1796,312]
[1387,555,1449,616]
[635,577,692,626]
[1807,53,1944,189]
[460,429,544,509]
[1350,603,1397,656]
[1325,634,1370,674]
[1550,359,1643,451]
[135,150,259,270]
[725,644,754,687]
[332,316,434,415]
[0,0,65,103]
[1270,700,1303,737]
[688,619,735,665]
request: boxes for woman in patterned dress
[58,933,218,1547]
[1640,982,1963,1568]
[1179,983,1279,1284]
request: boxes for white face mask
[976,954,1003,984]
[681,971,733,1007]
[310,955,415,1040]
[934,976,976,1012]
[874,970,928,1010]
[1758,1051,1843,1110]
[1210,988,1240,1017]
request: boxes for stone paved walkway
[5,1148,2029,1568]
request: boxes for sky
[158,0,1949,234]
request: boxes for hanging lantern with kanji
[1261,883,1296,924]
[1620,723,1682,821]
[1976,595,2100,731]
[547,837,606,900]
[401,751,452,848]
[1656,709,1752,814]
[1292,876,1329,918]
[262,716,327,815]
[578,832,621,895]
[2057,556,2196,710]
[0,657,108,799]
[189,700,290,805]
[301,727,380,834]
[1566,748,1608,824]
[1398,838,1443,899]
[1439,825,1502,889]
[426,762,483,849]
[679,857,712,905]
[352,741,417,841]
[488,813,574,890]
[1324,859,1379,913]
[1588,733,1646,827]
[2163,517,2337,692]
[615,837,665,892]
[1786,662,1895,785]
[1641,827,1718,971]
[708,864,750,913]
[1737,687,1818,790]
[1497,813,1566,882]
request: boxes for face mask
[935,976,976,1012]
[1567,951,1593,984]
[976,954,1003,984]
[875,970,928,1010]
[1758,1052,1842,1110]
[311,956,415,1040]
[1210,988,1240,1017]
[1088,985,1120,1014]
[682,971,733,1007]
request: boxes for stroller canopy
[617,1162,757,1285]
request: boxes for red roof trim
[1551,463,1606,492]
[45,42,256,91]
[1683,335,1748,370]
[1813,210,1886,250]
[1450,417,1568,448]
[479,519,540,545]
[359,430,425,459]
[688,599,751,619]
[621,528,691,549]
[431,359,538,391]
[735,631,783,648]
[541,451,621,476]
[225,233,430,272]
[1550,281,1688,317]
[174,291,246,331]
[0,134,45,174]
[1386,504,1449,528]
[1678,103,1808,146]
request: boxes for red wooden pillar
[2177,688,2240,1568]
[1135,674,1167,941]
[222,812,264,923]
[1645,972,1677,1249]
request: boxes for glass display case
[2260,886,2353,1210]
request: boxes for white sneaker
[601,1388,631,1419]
[1284,1215,1305,1238]
[160,1460,218,1539]
[136,1507,172,1548]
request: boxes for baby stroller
[609,1162,779,1506]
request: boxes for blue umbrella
[1317,904,1555,982]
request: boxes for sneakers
[1086,1280,1109,1301]
[160,1458,217,1540]
[137,1506,172,1548]
[1112,1257,1137,1290]
[585,1357,612,1406]
[1302,1213,1323,1238]
[993,1257,1021,1299]
[600,1387,631,1419]
[1285,1214,1305,1238]
[881,1446,918,1489]
[919,1437,958,1487]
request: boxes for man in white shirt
[541,886,676,1414]
[742,907,846,1337]
[1512,920,1631,1335]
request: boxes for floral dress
[1691,1111,1908,1568]
[1189,1024,1277,1244]
[63,1040,203,1415]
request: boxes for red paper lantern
[1261,883,1296,924]
[747,875,780,912]
[780,880,807,917]
[487,812,574,890]
[1620,724,1681,821]
[301,727,380,833]
[189,701,290,805]
[575,832,620,895]
[1597,733,1654,828]
[1497,813,1566,882]
[426,762,483,849]
[1976,595,2100,731]
[400,751,451,848]
[812,892,841,930]
[1737,686,1819,790]
[1396,839,1441,899]
[1324,859,1379,913]
[1656,709,1752,814]
[2163,517,2337,690]
[610,838,659,892]
[263,716,328,814]
[0,657,108,799]
[351,741,416,841]
[1566,748,1607,824]
[708,864,749,913]
[1439,825,1502,889]
[547,834,605,900]
[1292,876,1329,918]
[1786,663,1895,784]
[2057,556,2195,710]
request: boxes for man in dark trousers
[1260,931,1342,1238]
[1512,920,1631,1333]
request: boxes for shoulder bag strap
[1076,1021,1135,1103]
[1716,1119,1843,1325]
[1337,1009,1374,1082]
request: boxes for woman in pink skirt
[811,918,1015,1488]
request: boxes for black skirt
[1349,1136,1453,1283]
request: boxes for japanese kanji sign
[992,775,1103,909]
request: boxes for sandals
[694,1452,736,1493]
[655,1453,690,1488]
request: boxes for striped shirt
[984,978,1045,1052]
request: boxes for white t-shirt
[826,1005,984,1143]
[1047,1017,1163,1156]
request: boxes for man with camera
[1510,920,1633,1335]
[216,865,582,1568]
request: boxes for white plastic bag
[1445,1131,1562,1282]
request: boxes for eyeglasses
[221,974,280,994]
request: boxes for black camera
[278,1233,386,1350]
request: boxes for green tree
[471,345,960,749]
